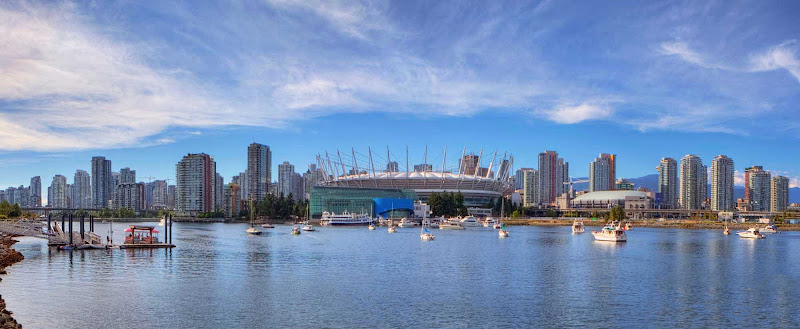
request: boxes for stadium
[309,147,514,218]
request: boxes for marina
[1,222,799,328]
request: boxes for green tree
[0,200,11,217]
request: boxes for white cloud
[748,40,800,84]
[540,103,612,124]
[264,0,391,39]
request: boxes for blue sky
[2,0,800,197]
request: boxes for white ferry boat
[591,225,626,242]
[320,211,373,226]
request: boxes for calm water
[2,223,800,328]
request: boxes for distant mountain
[573,174,800,204]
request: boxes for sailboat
[498,223,509,238]
[301,205,315,231]
[420,214,435,241]
[246,199,262,235]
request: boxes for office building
[386,161,400,172]
[115,182,145,211]
[119,167,136,184]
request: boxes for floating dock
[119,243,176,249]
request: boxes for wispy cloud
[748,40,800,84]
[540,103,612,124]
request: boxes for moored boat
[458,216,481,227]
[483,218,497,228]
[397,218,418,228]
[760,224,778,234]
[738,227,765,239]
[291,226,301,235]
[368,224,376,230]
[439,222,466,230]
[572,221,585,234]
[591,225,626,242]
[388,226,398,233]
[320,211,373,226]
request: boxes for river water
[2,223,799,328]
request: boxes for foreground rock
[0,235,23,329]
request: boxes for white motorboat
[624,222,633,231]
[397,218,418,228]
[320,211,373,226]
[498,229,509,238]
[483,218,498,227]
[439,222,466,230]
[738,227,765,239]
[246,226,262,235]
[760,225,778,234]
[388,226,398,233]
[591,225,626,242]
[458,216,481,227]
[261,224,275,228]
[572,221,585,234]
[368,224,376,230]
[301,224,315,232]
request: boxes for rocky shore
[503,219,800,231]
[0,235,23,329]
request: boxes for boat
[572,221,585,234]
[458,216,481,227]
[397,218,418,228]
[439,222,466,230]
[723,225,730,235]
[591,225,627,242]
[498,224,509,238]
[320,211,373,226]
[737,227,765,239]
[368,223,376,230]
[261,223,275,229]
[761,224,778,234]
[246,199,262,235]
[301,205,315,231]
[388,226,398,233]
[624,222,633,230]
[77,243,108,250]
[420,220,435,241]
[291,226,301,235]
[483,217,498,228]
[158,217,165,226]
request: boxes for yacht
[388,226,398,233]
[591,225,626,242]
[483,218,498,228]
[368,223,376,230]
[439,222,466,230]
[261,223,275,228]
[572,221,585,234]
[301,224,315,232]
[320,211,373,226]
[246,226,262,235]
[397,218,418,228]
[459,216,481,227]
[761,224,778,234]
[738,227,765,239]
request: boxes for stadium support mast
[441,146,448,186]
[486,150,497,179]
[337,149,345,177]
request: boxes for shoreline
[503,219,800,231]
[0,235,24,329]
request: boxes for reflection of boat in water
[572,221,585,234]
[591,225,626,242]
[760,225,778,234]
[738,227,765,239]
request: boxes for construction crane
[563,178,590,197]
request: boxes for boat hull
[591,231,626,242]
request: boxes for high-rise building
[119,167,136,184]
[65,184,73,208]
[386,161,400,172]
[73,170,92,209]
[176,153,217,215]
[29,176,41,207]
[589,154,615,192]
[247,143,271,201]
[710,155,735,211]
[115,182,145,211]
[745,166,771,211]
[771,176,789,212]
[413,164,433,172]
[523,170,539,207]
[48,175,68,208]
[167,185,177,210]
[657,158,678,209]
[537,151,568,205]
[215,173,224,211]
[679,155,707,210]
[515,168,534,190]
[460,154,479,176]
[303,164,326,200]
[278,161,296,196]
[292,172,304,200]
[91,156,113,209]
[225,183,241,217]
[149,180,168,210]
